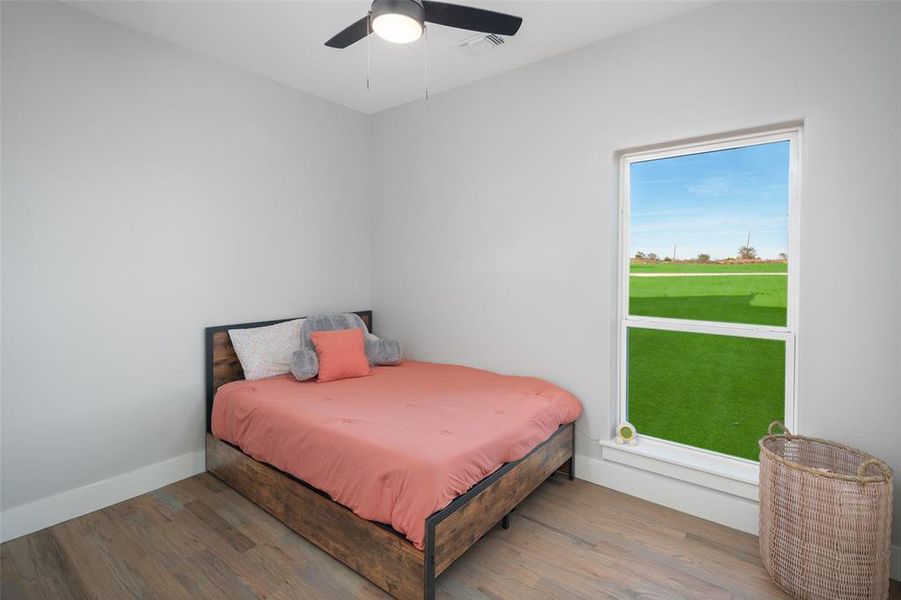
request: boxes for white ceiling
[67,0,710,114]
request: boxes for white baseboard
[0,450,205,543]
[575,452,760,535]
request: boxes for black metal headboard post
[204,310,372,433]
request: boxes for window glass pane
[627,327,785,461]
[629,141,789,326]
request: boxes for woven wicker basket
[759,422,893,600]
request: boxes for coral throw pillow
[310,328,371,383]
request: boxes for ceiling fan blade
[422,1,522,36]
[325,16,371,49]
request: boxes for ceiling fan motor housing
[325,0,521,49]
[371,0,425,27]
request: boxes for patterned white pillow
[229,318,305,380]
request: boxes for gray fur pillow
[365,334,403,365]
[290,313,403,380]
[290,348,319,381]
[300,313,368,348]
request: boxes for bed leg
[424,519,436,600]
[424,559,435,600]
[568,429,576,481]
[502,513,511,529]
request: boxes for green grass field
[627,262,787,460]
[630,275,787,326]
[631,262,787,274]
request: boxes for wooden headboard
[204,310,372,432]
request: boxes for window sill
[599,436,759,501]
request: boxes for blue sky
[629,141,790,260]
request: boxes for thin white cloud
[686,176,735,196]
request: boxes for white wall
[371,0,901,547]
[1,0,371,537]
[3,0,900,562]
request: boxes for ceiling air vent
[455,33,505,56]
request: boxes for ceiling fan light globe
[372,13,423,44]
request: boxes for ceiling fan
[325,0,523,48]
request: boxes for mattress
[211,360,582,549]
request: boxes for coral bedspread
[211,360,581,549]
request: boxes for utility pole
[673,243,677,261]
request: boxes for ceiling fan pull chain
[423,24,429,100]
[366,14,372,91]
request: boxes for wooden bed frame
[204,311,575,600]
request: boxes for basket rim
[759,427,893,484]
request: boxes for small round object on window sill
[615,421,638,446]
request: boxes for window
[618,128,799,464]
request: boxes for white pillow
[229,318,304,380]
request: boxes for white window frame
[616,126,801,473]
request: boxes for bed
[205,311,579,599]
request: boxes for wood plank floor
[2,472,899,599]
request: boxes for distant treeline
[633,249,788,264]
[631,256,788,265]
